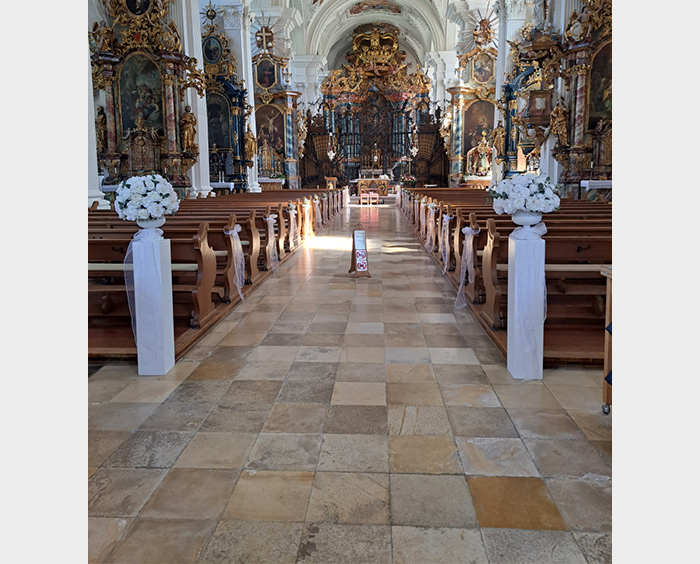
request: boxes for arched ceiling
[296,0,450,70]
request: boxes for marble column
[88,49,110,209]
[172,0,212,197]
[224,0,261,192]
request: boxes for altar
[357,178,389,196]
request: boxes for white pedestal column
[132,235,175,376]
[506,225,546,380]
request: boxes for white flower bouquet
[114,173,180,222]
[488,172,560,215]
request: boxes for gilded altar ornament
[466,131,493,176]
[491,120,506,157]
[95,106,108,152]
[180,105,197,153]
[550,98,569,147]
[244,124,257,166]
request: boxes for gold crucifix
[256,26,274,52]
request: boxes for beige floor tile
[173,432,257,469]
[341,347,386,364]
[456,437,540,477]
[88,467,167,517]
[386,382,444,406]
[388,405,452,436]
[223,470,314,521]
[262,403,328,434]
[385,363,435,383]
[389,436,462,474]
[246,433,322,471]
[440,383,502,407]
[88,517,132,564]
[296,523,392,564]
[317,434,390,472]
[331,382,387,406]
[306,472,390,524]
[392,526,489,564]
[481,529,586,563]
[492,382,563,409]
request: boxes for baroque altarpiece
[252,25,302,190]
[496,0,612,199]
[302,24,447,189]
[90,0,206,195]
[200,3,248,192]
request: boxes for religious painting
[463,100,494,150]
[255,58,277,90]
[256,104,285,155]
[588,42,612,130]
[472,52,494,84]
[119,53,163,135]
[203,36,223,64]
[206,92,231,149]
[125,0,150,16]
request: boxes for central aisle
[88,202,612,564]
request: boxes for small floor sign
[349,225,371,278]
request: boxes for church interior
[75,0,686,562]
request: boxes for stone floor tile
[185,361,245,381]
[572,532,612,564]
[222,470,314,522]
[88,467,167,517]
[88,402,161,432]
[388,435,462,474]
[341,347,386,364]
[467,476,567,530]
[103,430,193,469]
[386,382,444,406]
[456,437,540,477]
[286,361,338,383]
[523,438,612,479]
[88,517,132,564]
[343,333,386,348]
[88,430,131,468]
[295,346,343,363]
[385,363,436,383]
[546,478,612,533]
[335,363,385,382]
[218,380,282,405]
[317,434,389,472]
[324,405,388,435]
[492,381,563,409]
[246,433,322,471]
[161,380,232,406]
[331,382,386,406]
[507,408,587,440]
[440,383,502,407]
[140,468,238,519]
[277,380,335,404]
[173,432,257,469]
[306,472,390,524]
[262,403,328,434]
[104,518,218,563]
[385,347,432,364]
[390,474,477,528]
[259,333,306,347]
[387,405,452,436]
[392,526,489,564]
[109,380,182,404]
[199,405,271,433]
[296,523,392,564]
[199,520,303,564]
[481,529,587,564]
[447,406,519,438]
[231,360,292,381]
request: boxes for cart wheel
[602,404,610,415]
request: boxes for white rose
[493,199,505,214]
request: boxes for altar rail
[88,188,347,360]
[398,187,612,366]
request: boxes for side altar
[357,178,388,196]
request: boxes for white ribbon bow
[263,215,279,271]
[454,226,480,309]
[288,209,298,247]
[224,224,245,300]
[440,214,454,274]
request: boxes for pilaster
[88,49,110,209]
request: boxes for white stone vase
[511,209,542,227]
[137,217,166,229]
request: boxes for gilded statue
[244,124,257,167]
[180,105,197,153]
[95,106,107,153]
[550,99,569,147]
[490,120,506,157]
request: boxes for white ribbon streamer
[419,202,427,235]
[303,203,312,238]
[424,208,437,253]
[288,209,298,247]
[223,224,246,300]
[263,214,279,271]
[440,214,454,274]
[124,227,165,361]
[454,226,480,309]
[509,222,548,380]
[314,200,322,230]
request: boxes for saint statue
[180,105,197,153]
[244,124,258,167]
[490,120,506,157]
[467,131,493,176]
[95,106,107,153]
[550,99,569,147]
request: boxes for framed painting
[588,42,612,130]
[203,36,223,64]
[526,90,552,118]
[472,52,494,84]
[125,0,150,17]
[463,100,494,150]
[255,58,277,90]
[206,92,232,149]
[119,53,163,135]
[256,104,285,154]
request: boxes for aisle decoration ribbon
[223,224,246,300]
[440,214,454,274]
[454,226,480,309]
[263,214,279,271]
